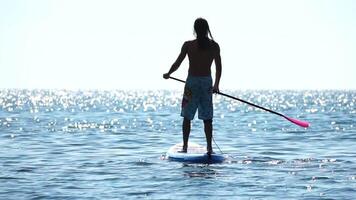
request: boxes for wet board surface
[166,142,226,164]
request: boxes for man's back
[185,40,220,77]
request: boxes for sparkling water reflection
[0,89,355,199]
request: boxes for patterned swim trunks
[181,75,213,120]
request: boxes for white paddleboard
[166,142,226,164]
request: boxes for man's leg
[204,119,213,154]
[182,117,191,152]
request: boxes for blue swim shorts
[181,75,213,120]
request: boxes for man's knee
[203,119,212,124]
[184,117,191,123]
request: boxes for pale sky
[0,0,355,90]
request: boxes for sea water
[0,89,355,199]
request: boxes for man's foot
[207,151,215,156]
[178,146,187,153]
[178,149,187,153]
[207,146,214,156]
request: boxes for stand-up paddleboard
[166,142,226,164]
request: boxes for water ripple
[0,89,355,199]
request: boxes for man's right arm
[213,44,222,93]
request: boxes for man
[163,18,222,155]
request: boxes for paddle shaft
[169,76,286,118]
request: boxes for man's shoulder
[182,40,195,51]
[184,40,195,46]
[212,40,219,47]
[211,41,220,52]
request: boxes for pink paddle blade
[285,117,310,128]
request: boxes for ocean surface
[0,89,355,199]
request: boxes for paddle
[168,76,310,128]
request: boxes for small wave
[0,176,21,180]
[131,159,155,166]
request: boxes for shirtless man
[163,18,222,155]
